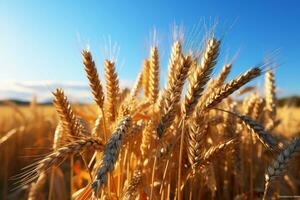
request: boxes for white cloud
[0,79,134,103]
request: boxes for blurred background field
[1,97,300,199]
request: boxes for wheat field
[0,34,300,200]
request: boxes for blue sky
[0,0,300,101]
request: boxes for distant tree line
[277,96,300,107]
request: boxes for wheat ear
[166,41,182,88]
[156,41,183,110]
[217,108,278,150]
[92,116,132,195]
[19,137,104,187]
[265,70,277,125]
[53,88,83,136]
[183,139,236,187]
[140,121,154,157]
[129,71,143,100]
[182,38,220,117]
[0,126,25,146]
[92,115,103,137]
[238,86,255,96]
[157,55,192,138]
[82,49,105,109]
[148,47,160,104]
[104,59,120,122]
[243,93,257,116]
[263,138,300,200]
[121,169,142,200]
[252,98,265,120]
[28,172,47,200]
[142,59,150,98]
[239,115,277,150]
[202,67,261,110]
[200,139,236,168]
[53,122,64,149]
[187,112,207,173]
[212,63,232,88]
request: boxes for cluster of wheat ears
[10,33,300,200]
